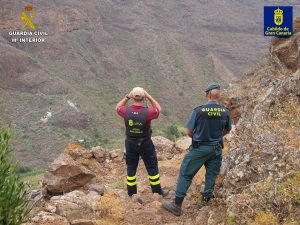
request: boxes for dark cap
[205,83,220,92]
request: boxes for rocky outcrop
[42,143,125,195]
[42,153,95,195]
[25,132,240,225]
[152,136,182,160]
[50,190,101,223]
[219,18,300,224]
[25,190,102,225]
[27,211,70,225]
[175,136,191,151]
[90,146,107,163]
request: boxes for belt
[126,136,151,142]
[192,141,220,149]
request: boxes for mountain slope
[23,18,300,224]
[1,0,300,168]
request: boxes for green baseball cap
[205,83,220,92]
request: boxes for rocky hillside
[220,19,300,224]
[4,0,300,168]
[23,18,300,225]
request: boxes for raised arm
[144,91,161,112]
[115,94,130,111]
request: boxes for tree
[0,127,29,225]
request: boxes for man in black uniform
[116,87,168,197]
[163,83,232,216]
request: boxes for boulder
[272,37,299,72]
[88,183,106,195]
[50,190,101,222]
[64,143,93,160]
[109,150,123,162]
[175,136,191,151]
[91,146,107,163]
[30,211,70,225]
[151,136,180,160]
[42,154,95,195]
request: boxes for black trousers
[125,138,163,196]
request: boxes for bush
[17,165,33,174]
[0,127,29,225]
[164,125,181,142]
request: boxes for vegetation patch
[96,192,125,225]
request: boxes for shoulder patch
[193,105,203,111]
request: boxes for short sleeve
[147,108,160,120]
[117,106,127,118]
[186,110,197,131]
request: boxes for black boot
[162,197,183,216]
[161,189,169,197]
[199,195,214,208]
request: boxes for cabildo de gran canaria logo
[274,8,283,26]
[264,6,293,36]
[8,5,48,43]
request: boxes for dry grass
[96,191,125,225]
[269,97,300,130]
[250,212,279,225]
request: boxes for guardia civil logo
[21,6,35,30]
[8,5,49,43]
[264,6,293,37]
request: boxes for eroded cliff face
[220,18,300,224]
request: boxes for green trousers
[175,145,222,199]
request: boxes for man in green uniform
[163,83,232,216]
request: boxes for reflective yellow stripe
[149,174,159,180]
[127,181,137,186]
[150,180,161,185]
[127,176,137,181]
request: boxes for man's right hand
[144,90,150,99]
[128,91,134,99]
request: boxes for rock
[157,154,166,161]
[50,190,101,222]
[91,146,107,163]
[42,187,48,197]
[64,143,93,160]
[150,200,162,210]
[42,153,95,195]
[70,219,96,225]
[108,150,123,162]
[43,203,57,213]
[29,189,41,199]
[272,36,299,72]
[175,136,191,151]
[152,136,180,160]
[31,211,69,225]
[151,193,163,202]
[88,183,106,195]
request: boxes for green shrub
[164,125,181,142]
[17,165,33,174]
[0,127,29,225]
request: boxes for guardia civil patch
[264,6,293,37]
